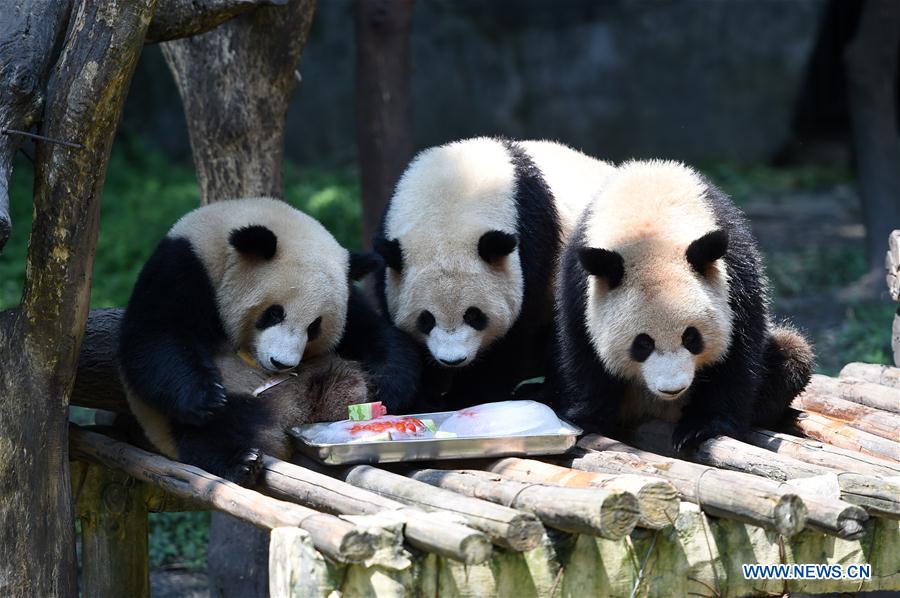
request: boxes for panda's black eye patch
[307,316,322,341]
[682,326,704,354]
[463,307,488,331]
[630,334,655,362]
[417,310,436,334]
[255,305,285,329]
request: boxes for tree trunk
[0,0,156,595]
[0,0,72,252]
[160,0,315,204]
[160,2,317,593]
[355,0,415,250]
[845,0,900,274]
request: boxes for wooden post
[0,1,156,594]
[888,230,900,365]
[72,462,150,598]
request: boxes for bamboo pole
[839,363,900,392]
[69,427,376,563]
[338,465,543,552]
[787,409,900,462]
[407,468,639,540]
[793,376,900,437]
[260,456,491,564]
[746,428,900,477]
[479,457,679,530]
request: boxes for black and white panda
[118,197,420,484]
[551,160,814,453]
[374,137,615,409]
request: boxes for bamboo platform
[69,361,900,597]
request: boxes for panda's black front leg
[119,332,228,425]
[672,360,758,455]
[337,288,422,412]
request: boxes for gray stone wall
[124,0,824,164]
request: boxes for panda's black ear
[349,251,383,281]
[578,247,624,289]
[686,229,728,275]
[373,236,403,272]
[229,225,277,260]
[478,230,517,264]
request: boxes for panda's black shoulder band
[349,251,383,281]
[229,225,277,260]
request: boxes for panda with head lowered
[118,198,420,484]
[374,137,614,410]
[552,160,814,453]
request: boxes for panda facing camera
[552,160,814,453]
[374,137,616,409]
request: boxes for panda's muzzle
[269,357,297,371]
[438,356,467,367]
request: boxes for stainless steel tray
[290,410,582,465]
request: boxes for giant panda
[373,137,615,410]
[118,197,420,484]
[551,160,814,453]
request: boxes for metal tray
[290,410,582,465]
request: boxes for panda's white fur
[381,137,614,369]
[170,197,350,370]
[581,161,733,400]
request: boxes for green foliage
[699,161,853,204]
[766,245,868,300]
[149,511,210,570]
[820,303,897,375]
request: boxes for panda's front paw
[176,377,228,425]
[672,418,737,456]
[226,448,264,487]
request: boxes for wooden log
[69,426,376,563]
[802,373,900,416]
[578,434,868,539]
[480,457,679,530]
[72,462,150,598]
[260,456,491,564]
[747,428,900,477]
[894,309,900,367]
[338,465,542,552]
[407,468,639,540]
[793,383,900,441]
[630,420,894,524]
[577,435,807,536]
[839,362,900,391]
[787,409,900,462]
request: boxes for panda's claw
[672,418,737,455]
[228,448,264,486]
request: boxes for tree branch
[146,0,288,44]
[0,0,72,252]
[161,0,315,203]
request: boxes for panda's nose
[439,356,467,366]
[659,386,687,397]
[270,357,296,371]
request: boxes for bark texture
[161,0,315,204]
[147,0,288,44]
[355,0,415,250]
[0,0,156,595]
[844,0,900,273]
[0,0,72,252]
